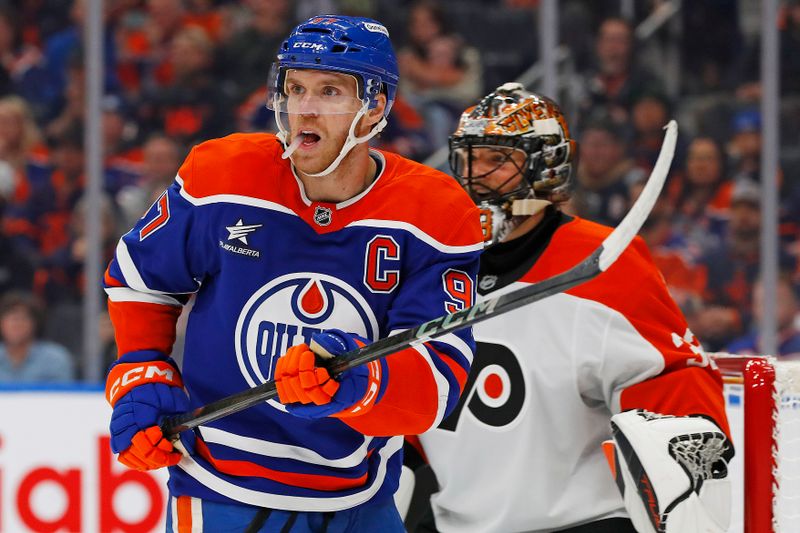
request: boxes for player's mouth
[283,130,322,159]
[299,130,321,147]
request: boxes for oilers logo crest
[235,273,379,396]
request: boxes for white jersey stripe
[104,286,183,306]
[190,497,203,532]
[431,333,475,366]
[413,344,451,431]
[389,330,474,367]
[346,219,483,254]
[176,436,403,512]
[170,497,179,533]
[115,238,151,292]
[198,426,373,469]
[175,176,298,215]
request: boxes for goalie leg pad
[607,410,734,533]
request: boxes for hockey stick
[161,120,678,438]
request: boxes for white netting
[773,361,800,532]
[670,432,731,484]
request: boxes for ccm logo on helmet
[293,42,325,51]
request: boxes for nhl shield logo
[479,275,498,291]
[314,206,332,226]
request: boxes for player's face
[459,146,526,198]
[283,69,363,174]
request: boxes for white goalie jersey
[414,212,730,533]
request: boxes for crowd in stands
[0,0,799,383]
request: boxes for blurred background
[0,0,798,386]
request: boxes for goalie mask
[449,83,575,245]
[268,15,399,177]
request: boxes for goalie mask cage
[713,354,800,533]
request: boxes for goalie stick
[161,120,678,439]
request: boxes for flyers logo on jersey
[439,341,526,431]
[235,273,379,395]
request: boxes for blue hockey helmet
[273,15,398,115]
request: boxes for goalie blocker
[603,410,734,533]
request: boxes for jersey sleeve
[340,207,483,437]
[104,147,219,359]
[575,238,730,438]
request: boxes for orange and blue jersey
[103,133,483,511]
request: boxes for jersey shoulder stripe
[354,150,484,249]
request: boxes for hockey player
[407,84,734,533]
[103,15,483,532]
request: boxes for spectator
[218,0,292,104]
[0,5,47,102]
[7,124,85,264]
[629,90,687,174]
[566,118,644,226]
[40,0,118,120]
[0,231,34,295]
[680,0,742,93]
[0,291,74,383]
[102,94,143,196]
[726,274,800,359]
[670,136,732,258]
[44,58,84,141]
[116,0,185,95]
[38,193,119,360]
[631,180,706,319]
[372,94,432,161]
[695,180,796,351]
[727,108,762,182]
[0,95,51,225]
[35,192,119,307]
[116,133,182,228]
[397,0,482,146]
[578,17,665,129]
[137,26,230,145]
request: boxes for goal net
[714,354,800,533]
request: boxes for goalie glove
[603,410,734,533]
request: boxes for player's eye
[321,86,341,97]
[287,83,305,95]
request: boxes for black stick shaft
[161,121,677,439]
[161,249,601,437]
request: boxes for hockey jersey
[416,208,730,532]
[104,133,483,511]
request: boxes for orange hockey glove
[274,330,385,419]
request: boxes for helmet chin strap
[275,99,388,178]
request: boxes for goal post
[713,354,800,533]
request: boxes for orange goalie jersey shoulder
[521,216,730,436]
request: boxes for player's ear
[365,94,387,126]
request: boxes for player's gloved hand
[274,329,386,419]
[105,351,192,471]
[603,409,734,533]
